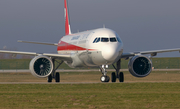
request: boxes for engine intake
[29,55,53,78]
[128,55,152,77]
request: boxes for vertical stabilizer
[64,0,72,35]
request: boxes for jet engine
[128,55,152,77]
[29,55,53,78]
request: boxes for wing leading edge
[0,50,72,61]
[121,48,180,58]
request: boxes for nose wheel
[100,76,110,82]
[100,65,110,82]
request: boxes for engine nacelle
[128,55,152,77]
[29,55,53,78]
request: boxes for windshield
[93,37,118,43]
[110,37,117,42]
[101,38,109,42]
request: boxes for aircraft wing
[0,50,72,61]
[0,50,37,56]
[43,53,72,61]
[121,48,180,58]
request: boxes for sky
[0,0,180,57]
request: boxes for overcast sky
[0,0,180,57]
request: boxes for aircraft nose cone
[102,45,119,61]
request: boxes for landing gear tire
[55,72,60,82]
[118,72,124,82]
[106,76,110,82]
[100,76,110,82]
[111,72,116,82]
[48,74,52,82]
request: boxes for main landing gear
[47,59,64,83]
[100,59,124,83]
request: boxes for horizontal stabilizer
[18,40,58,46]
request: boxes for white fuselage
[57,28,123,68]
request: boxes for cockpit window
[110,37,117,42]
[101,38,109,42]
[96,38,100,43]
[93,38,97,43]
[116,37,121,42]
[93,37,118,43]
[93,37,100,43]
[116,33,122,43]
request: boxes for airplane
[0,0,180,83]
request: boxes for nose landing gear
[100,65,110,82]
[100,75,110,82]
[100,59,124,83]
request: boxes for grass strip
[0,83,180,109]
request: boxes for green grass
[1,57,180,69]
[151,57,180,69]
[0,71,180,108]
[0,83,180,109]
[0,59,30,69]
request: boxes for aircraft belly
[65,51,109,68]
[78,51,113,67]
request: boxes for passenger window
[93,38,97,43]
[110,37,117,42]
[101,38,109,42]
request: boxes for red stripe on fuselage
[57,41,94,51]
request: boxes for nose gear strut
[99,59,124,83]
[99,65,110,82]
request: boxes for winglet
[64,0,72,35]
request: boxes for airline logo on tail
[64,0,71,35]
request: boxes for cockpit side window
[93,37,100,43]
[110,37,117,42]
[116,37,121,42]
[101,38,109,42]
[116,33,122,43]
[93,38,97,43]
[96,38,100,43]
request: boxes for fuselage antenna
[103,24,106,28]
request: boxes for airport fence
[0,57,180,70]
